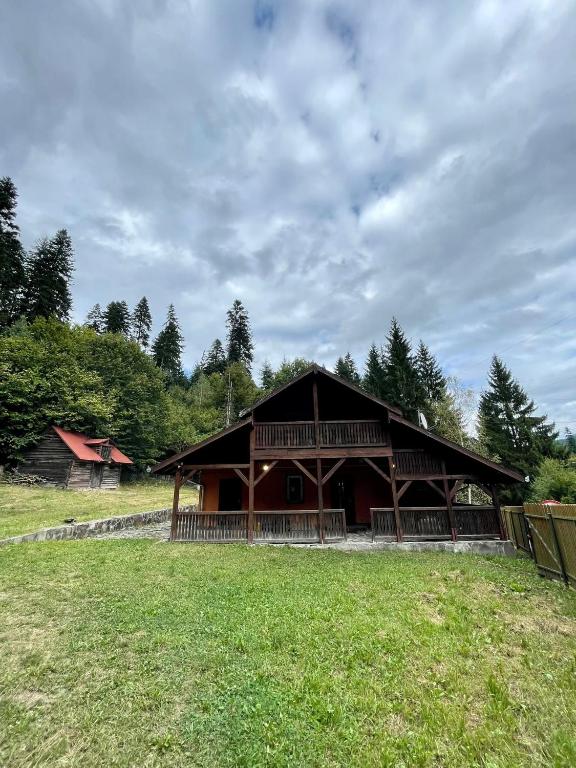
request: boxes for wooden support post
[312,376,324,543]
[490,484,506,540]
[170,467,182,541]
[248,428,255,544]
[442,460,457,541]
[389,455,403,542]
[316,457,324,544]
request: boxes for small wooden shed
[18,426,133,489]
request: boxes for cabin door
[331,476,356,527]
[90,463,103,489]
[218,478,242,511]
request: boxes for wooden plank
[170,468,182,541]
[234,468,249,486]
[321,458,346,486]
[490,484,506,540]
[254,446,392,459]
[254,460,278,487]
[248,428,255,544]
[290,459,317,485]
[389,455,403,542]
[363,457,391,483]
[316,457,324,544]
[181,463,250,470]
[397,480,412,500]
[442,460,457,542]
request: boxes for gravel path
[90,523,514,554]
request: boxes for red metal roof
[52,426,133,464]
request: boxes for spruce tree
[363,343,385,397]
[226,299,254,371]
[479,356,558,495]
[85,303,104,333]
[203,339,227,375]
[415,341,447,401]
[260,360,275,390]
[103,301,131,335]
[132,296,152,348]
[0,177,26,330]
[335,352,361,385]
[152,304,184,383]
[24,229,74,322]
[381,318,425,421]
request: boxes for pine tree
[381,318,425,421]
[335,352,361,385]
[103,301,131,335]
[415,341,446,401]
[85,303,104,333]
[226,299,254,371]
[0,177,26,330]
[479,356,558,497]
[203,338,227,375]
[132,296,152,348]
[363,343,385,397]
[24,229,74,322]
[260,360,275,390]
[152,304,184,384]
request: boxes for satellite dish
[418,411,428,429]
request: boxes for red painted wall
[200,465,393,524]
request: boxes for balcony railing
[254,420,386,449]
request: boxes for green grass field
[0,481,196,539]
[1,543,575,767]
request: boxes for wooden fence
[171,508,346,543]
[370,505,501,542]
[503,504,576,587]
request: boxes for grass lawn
[0,481,196,539]
[0,544,575,767]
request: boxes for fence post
[548,513,569,586]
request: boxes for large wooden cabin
[153,366,523,543]
[18,426,133,489]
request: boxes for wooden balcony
[254,420,387,450]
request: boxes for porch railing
[254,420,386,449]
[171,508,346,543]
[371,505,501,542]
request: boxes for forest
[1,177,574,502]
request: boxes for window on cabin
[99,445,112,460]
[286,474,304,505]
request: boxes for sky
[1,0,575,431]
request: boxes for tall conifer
[363,343,385,397]
[103,301,131,335]
[203,339,227,375]
[152,304,184,383]
[24,229,74,322]
[0,177,26,329]
[226,299,253,371]
[335,352,361,385]
[381,318,425,421]
[132,296,152,348]
[479,356,557,497]
[415,341,447,401]
[85,304,104,333]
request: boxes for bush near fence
[504,503,576,587]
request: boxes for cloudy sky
[1,0,575,429]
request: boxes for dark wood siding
[68,461,93,489]
[101,465,121,489]
[18,431,74,487]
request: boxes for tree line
[1,176,573,501]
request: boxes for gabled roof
[53,426,133,465]
[388,412,524,482]
[239,364,404,417]
[152,366,522,483]
[152,419,252,473]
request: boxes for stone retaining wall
[0,508,173,546]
